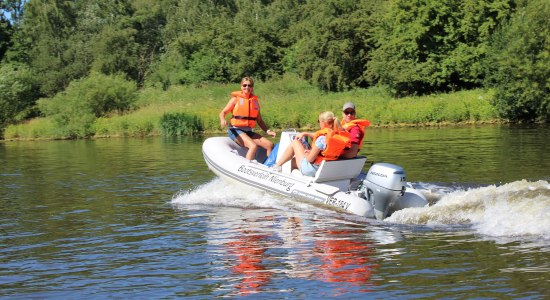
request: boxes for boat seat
[313,156,367,183]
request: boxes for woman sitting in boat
[271,111,351,176]
[219,77,276,161]
[339,102,371,159]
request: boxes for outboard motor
[363,163,407,220]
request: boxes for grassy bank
[4,74,500,140]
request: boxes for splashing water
[387,180,550,240]
[173,177,550,243]
[171,178,329,215]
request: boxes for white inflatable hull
[203,137,375,217]
[202,135,428,219]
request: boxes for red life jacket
[340,119,370,150]
[230,91,260,128]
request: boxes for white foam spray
[386,180,550,240]
[173,177,550,242]
[171,178,325,214]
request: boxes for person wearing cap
[339,102,370,159]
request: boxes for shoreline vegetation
[2,1,547,139]
[3,75,502,141]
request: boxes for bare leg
[253,136,274,157]
[290,140,307,171]
[234,133,258,161]
[275,139,306,167]
[275,141,296,166]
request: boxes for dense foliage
[37,73,137,138]
[367,0,515,96]
[0,63,39,128]
[0,0,548,138]
[484,0,549,122]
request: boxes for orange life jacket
[313,128,351,165]
[340,119,370,149]
[230,91,260,128]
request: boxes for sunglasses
[344,110,356,115]
[242,84,253,88]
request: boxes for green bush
[38,72,137,138]
[484,0,550,122]
[0,63,40,136]
[159,112,203,136]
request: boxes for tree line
[0,0,548,137]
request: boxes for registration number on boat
[324,196,350,210]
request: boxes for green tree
[91,25,139,79]
[147,0,233,87]
[9,0,79,96]
[0,18,10,61]
[86,0,166,85]
[0,0,25,25]
[0,63,39,135]
[1,0,23,57]
[485,0,549,122]
[149,0,291,87]
[290,0,382,91]
[367,0,515,96]
[215,0,288,82]
[130,0,167,85]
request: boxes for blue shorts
[228,128,259,141]
[300,157,319,177]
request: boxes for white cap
[342,102,355,111]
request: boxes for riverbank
[3,74,501,141]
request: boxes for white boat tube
[202,131,428,219]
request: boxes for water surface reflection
[1,126,549,298]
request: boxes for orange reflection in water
[225,217,273,296]
[222,215,378,295]
[314,229,378,285]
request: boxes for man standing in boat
[219,77,276,162]
[339,102,370,159]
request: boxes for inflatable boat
[202,130,428,220]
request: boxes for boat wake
[173,178,550,243]
[387,180,550,242]
[171,178,335,217]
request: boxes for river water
[1,125,549,298]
